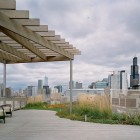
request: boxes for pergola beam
[0,10,29,19]
[1,28,47,60]
[0,42,31,61]
[6,56,70,64]
[0,11,74,59]
[0,51,19,62]
[26,25,48,32]
[13,19,40,26]
[0,0,16,10]
[44,35,61,41]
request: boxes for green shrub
[24,102,47,110]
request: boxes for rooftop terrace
[0,110,140,140]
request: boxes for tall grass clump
[57,93,113,122]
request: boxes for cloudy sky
[1,0,140,90]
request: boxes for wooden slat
[56,42,70,47]
[47,56,70,62]
[26,25,48,32]
[2,40,17,44]
[0,0,16,10]
[7,56,70,64]
[0,12,74,59]
[7,44,22,47]
[37,31,55,37]
[13,19,40,26]
[0,51,19,62]
[0,42,31,61]
[0,36,11,41]
[44,35,61,41]
[0,32,6,36]
[2,28,47,60]
[0,10,29,18]
[52,39,66,44]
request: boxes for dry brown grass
[77,93,111,111]
[27,95,44,104]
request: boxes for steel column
[3,61,6,103]
[70,59,73,114]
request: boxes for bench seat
[0,106,5,123]
[1,104,12,117]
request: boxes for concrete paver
[0,110,140,140]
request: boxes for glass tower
[130,57,139,87]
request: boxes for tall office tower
[38,80,43,90]
[44,76,48,86]
[43,85,50,98]
[120,70,128,89]
[54,85,62,93]
[110,72,120,89]
[27,86,34,96]
[88,82,96,89]
[130,57,139,88]
[110,71,128,90]
[75,82,83,89]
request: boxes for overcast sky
[1,0,140,90]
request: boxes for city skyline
[0,0,140,89]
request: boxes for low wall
[0,97,27,110]
[111,89,140,114]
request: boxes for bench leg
[10,112,12,117]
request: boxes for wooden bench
[0,106,5,123]
[1,104,12,117]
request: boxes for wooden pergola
[0,0,81,113]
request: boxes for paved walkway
[0,110,140,140]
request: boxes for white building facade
[110,70,128,90]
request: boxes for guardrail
[0,97,27,111]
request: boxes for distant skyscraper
[75,82,83,89]
[130,57,139,88]
[54,85,63,93]
[38,80,43,90]
[44,76,48,86]
[27,86,34,96]
[43,85,50,98]
[110,71,128,90]
[120,70,128,89]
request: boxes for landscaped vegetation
[24,101,140,125]
[56,103,140,125]
[24,102,65,111]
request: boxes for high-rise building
[44,76,48,86]
[27,86,34,96]
[88,82,96,89]
[43,85,50,98]
[38,80,43,90]
[130,57,139,88]
[54,85,63,93]
[75,82,83,89]
[110,71,128,90]
[120,70,128,89]
[95,81,108,89]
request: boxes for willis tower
[130,57,139,88]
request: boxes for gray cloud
[0,0,140,89]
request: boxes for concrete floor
[0,110,140,140]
